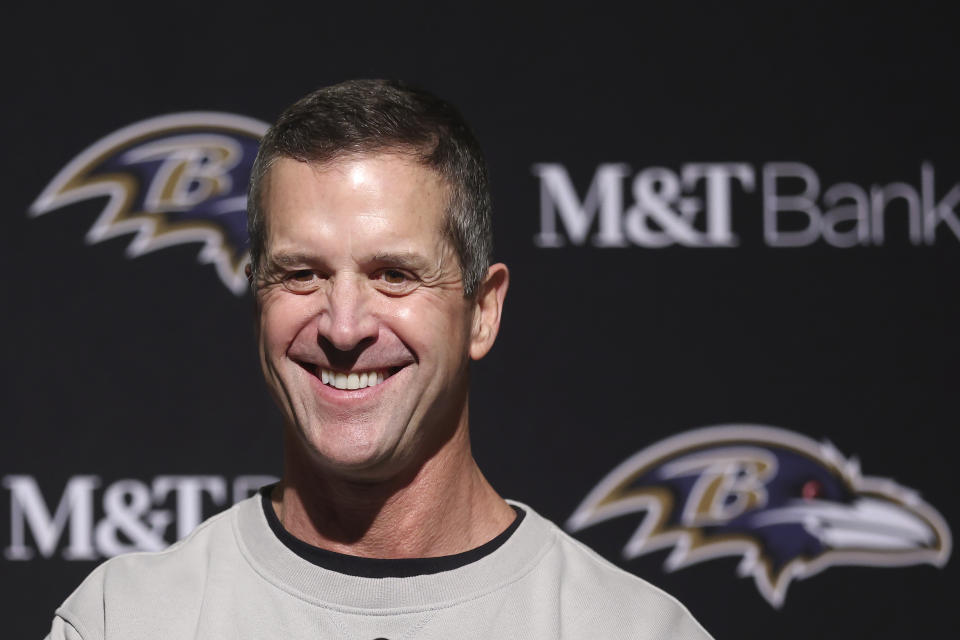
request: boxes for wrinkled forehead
[259,154,454,258]
[263,151,450,216]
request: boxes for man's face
[255,154,476,479]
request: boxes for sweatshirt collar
[233,490,557,612]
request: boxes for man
[47,80,712,639]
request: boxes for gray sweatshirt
[46,494,712,639]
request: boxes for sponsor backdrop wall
[3,3,957,638]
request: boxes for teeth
[318,367,390,390]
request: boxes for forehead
[261,153,450,255]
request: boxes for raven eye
[801,479,823,500]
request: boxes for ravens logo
[567,424,951,607]
[30,112,268,295]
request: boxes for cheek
[392,305,414,323]
[393,300,454,332]
[259,296,316,355]
[389,297,472,352]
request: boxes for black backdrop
[3,3,958,638]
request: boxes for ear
[469,263,509,360]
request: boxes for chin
[301,424,405,477]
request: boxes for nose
[317,274,378,352]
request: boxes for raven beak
[752,497,938,550]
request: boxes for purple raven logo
[567,424,951,607]
[30,112,269,295]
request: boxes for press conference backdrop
[3,3,957,638]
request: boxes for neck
[274,416,515,559]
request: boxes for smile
[317,367,394,390]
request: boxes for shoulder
[51,500,246,640]
[514,502,713,640]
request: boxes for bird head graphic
[30,112,269,295]
[567,424,951,607]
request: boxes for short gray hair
[247,79,492,297]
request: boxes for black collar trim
[259,486,525,578]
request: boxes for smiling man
[47,80,711,640]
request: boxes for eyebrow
[369,251,431,270]
[265,250,432,271]
[266,253,319,269]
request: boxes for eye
[282,270,321,292]
[373,268,419,294]
[382,269,407,284]
[801,479,823,500]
